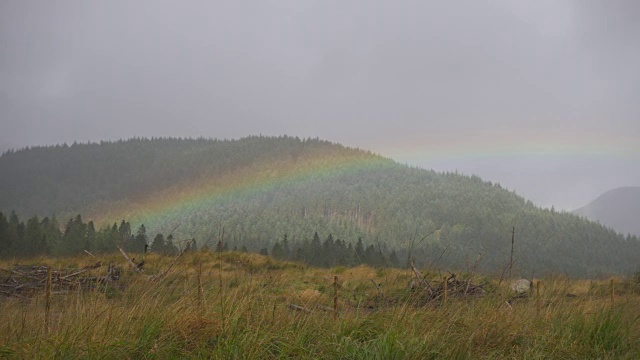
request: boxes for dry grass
[1,252,639,359]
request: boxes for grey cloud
[1,0,638,209]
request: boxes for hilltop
[573,187,640,236]
[1,136,639,276]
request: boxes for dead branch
[61,262,101,280]
[464,253,482,295]
[287,303,313,313]
[1,263,119,298]
[410,261,434,295]
[117,246,144,274]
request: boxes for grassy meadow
[1,251,640,359]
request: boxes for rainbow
[373,129,640,163]
[89,130,639,228]
[90,150,395,227]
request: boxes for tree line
[0,212,178,258]
[0,211,400,268]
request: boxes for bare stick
[434,244,450,270]
[464,253,482,295]
[536,281,541,312]
[508,227,515,281]
[117,246,144,274]
[315,304,335,312]
[84,250,97,258]
[61,262,102,280]
[610,279,615,305]
[370,279,384,298]
[197,261,204,312]
[288,304,313,313]
[45,267,51,332]
[442,276,448,306]
[333,276,338,320]
[410,261,434,295]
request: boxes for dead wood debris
[410,261,485,303]
[0,262,119,298]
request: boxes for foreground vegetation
[1,251,640,359]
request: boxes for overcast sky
[1,0,639,210]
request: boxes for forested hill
[573,187,640,237]
[1,136,639,276]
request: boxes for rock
[510,279,532,295]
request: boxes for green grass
[1,252,639,359]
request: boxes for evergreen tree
[24,216,43,256]
[165,234,178,254]
[151,233,166,253]
[8,212,23,257]
[322,234,335,266]
[281,234,291,259]
[310,232,322,265]
[41,216,62,255]
[355,237,365,264]
[62,215,86,255]
[118,220,132,247]
[0,212,9,257]
[85,221,96,252]
[131,224,148,253]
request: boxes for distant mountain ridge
[573,186,640,236]
[1,136,639,276]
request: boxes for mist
[1,0,638,209]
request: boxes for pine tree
[0,212,10,257]
[322,234,336,266]
[24,216,43,256]
[132,224,148,253]
[62,215,86,255]
[165,234,178,254]
[85,221,97,252]
[118,220,132,247]
[355,237,365,264]
[151,233,166,253]
[281,234,291,259]
[310,232,322,265]
[8,212,23,257]
[41,216,62,255]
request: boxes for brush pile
[410,263,485,303]
[0,262,119,298]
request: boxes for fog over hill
[573,187,640,236]
[1,1,639,211]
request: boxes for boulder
[510,279,532,295]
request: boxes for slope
[1,136,639,276]
[573,187,640,236]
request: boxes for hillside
[573,187,640,236]
[1,136,639,276]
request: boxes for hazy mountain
[573,187,640,236]
[1,136,638,276]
